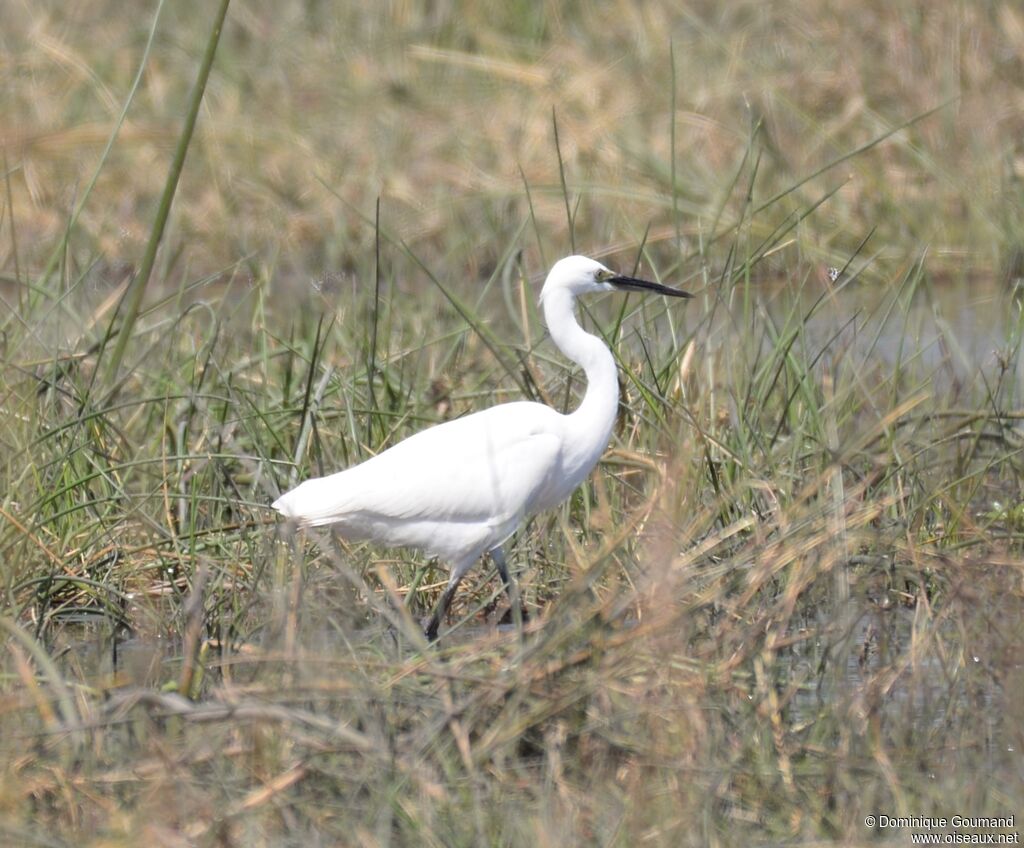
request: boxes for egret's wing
[274,403,564,528]
[358,413,562,522]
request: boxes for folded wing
[272,402,566,553]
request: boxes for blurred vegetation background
[5,0,1023,286]
[1,1,1022,846]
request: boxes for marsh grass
[2,1,1023,845]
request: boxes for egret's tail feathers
[270,492,295,516]
[271,476,355,527]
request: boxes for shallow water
[694,274,1015,383]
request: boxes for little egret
[273,255,691,640]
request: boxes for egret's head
[539,255,692,303]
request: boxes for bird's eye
[595,269,612,282]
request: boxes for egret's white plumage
[273,255,691,639]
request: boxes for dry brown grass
[2,1,1024,845]
[4,1,1023,285]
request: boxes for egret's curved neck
[542,288,619,463]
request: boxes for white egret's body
[273,255,690,639]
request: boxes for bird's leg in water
[490,546,526,635]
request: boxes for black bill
[608,274,692,298]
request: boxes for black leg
[423,575,461,642]
[490,546,525,635]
